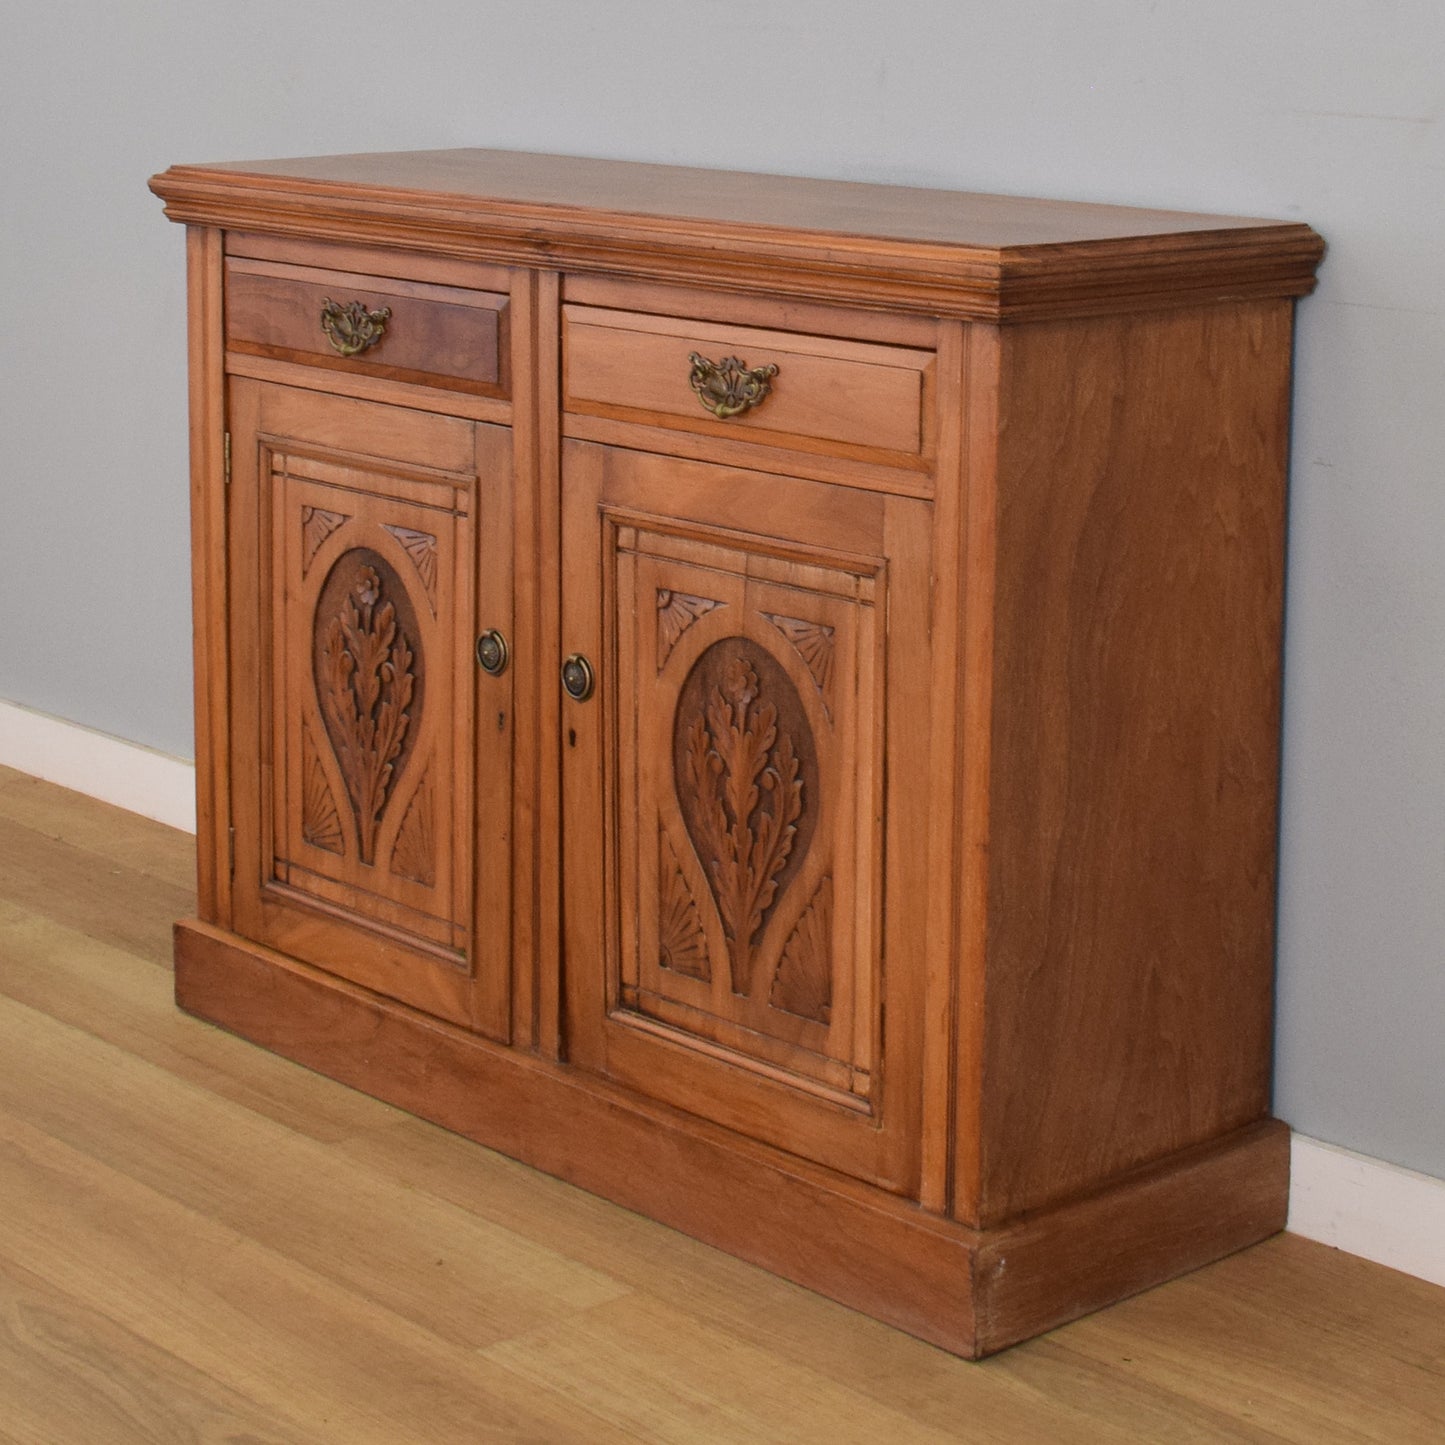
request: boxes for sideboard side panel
[977,300,1294,1224]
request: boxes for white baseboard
[1288,1133,1445,1288]
[3,700,1442,1289]
[0,699,196,834]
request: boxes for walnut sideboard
[149,149,1323,1356]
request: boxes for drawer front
[226,257,508,397]
[563,306,935,465]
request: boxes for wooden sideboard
[149,149,1324,1357]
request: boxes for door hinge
[223,431,232,486]
[227,825,235,878]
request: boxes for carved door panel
[561,440,932,1194]
[227,380,512,1035]
[627,545,871,1089]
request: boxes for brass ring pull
[561,653,595,702]
[687,353,778,419]
[320,298,391,357]
[475,629,510,677]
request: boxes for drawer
[563,306,936,465]
[225,257,508,397]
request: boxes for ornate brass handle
[320,297,391,357]
[687,353,779,419]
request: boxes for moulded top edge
[149,148,1322,257]
[148,150,1325,319]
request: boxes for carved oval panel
[672,636,820,996]
[312,547,425,866]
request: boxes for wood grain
[973,301,1294,1225]
[226,256,508,396]
[508,267,563,1055]
[916,318,968,1214]
[560,409,936,498]
[184,225,230,927]
[470,417,518,1041]
[224,348,514,424]
[0,1113,635,1444]
[972,1120,1289,1353]
[227,381,498,1027]
[1,778,1441,1440]
[154,150,1327,1358]
[0,812,191,967]
[563,272,942,347]
[951,322,1002,1226]
[0,1253,311,1445]
[0,767,190,889]
[222,381,515,1040]
[176,916,982,1353]
[150,149,1326,321]
[227,226,514,293]
[562,304,935,463]
[0,897,383,1148]
[0,997,628,1351]
[173,916,1308,1358]
[559,440,932,1193]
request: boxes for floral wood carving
[313,549,422,867]
[300,723,344,854]
[301,507,349,575]
[383,525,438,609]
[657,589,722,668]
[391,773,436,887]
[762,613,836,714]
[675,638,818,997]
[658,831,710,980]
[771,876,833,1024]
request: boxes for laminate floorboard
[0,765,1441,1443]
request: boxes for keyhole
[568,728,577,748]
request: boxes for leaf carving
[658,831,710,980]
[657,589,722,668]
[677,640,810,997]
[314,551,420,866]
[771,877,833,1023]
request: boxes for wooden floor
[0,763,1441,1443]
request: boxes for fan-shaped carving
[301,507,349,574]
[383,525,438,608]
[391,773,436,887]
[300,723,344,855]
[657,589,722,668]
[675,638,817,997]
[771,876,833,1024]
[762,613,836,713]
[658,831,710,980]
[314,549,422,867]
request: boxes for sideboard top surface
[151,147,1324,320]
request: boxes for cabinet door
[227,380,512,1035]
[561,440,932,1193]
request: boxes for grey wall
[3,2,1441,1180]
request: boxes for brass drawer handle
[687,353,778,419]
[320,297,391,357]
